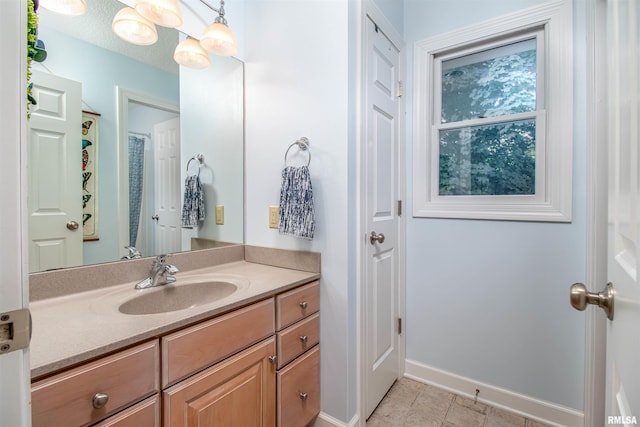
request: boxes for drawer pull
[299,335,308,343]
[299,392,308,401]
[92,393,109,409]
[268,355,278,365]
[299,301,308,309]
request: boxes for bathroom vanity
[29,246,320,427]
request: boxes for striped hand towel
[278,165,315,240]
[181,175,205,228]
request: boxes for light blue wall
[372,0,404,33]
[243,0,354,422]
[34,28,179,265]
[403,0,587,410]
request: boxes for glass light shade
[174,38,210,69]
[112,7,158,46]
[200,22,238,57]
[39,0,87,16]
[135,0,183,28]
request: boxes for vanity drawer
[162,298,275,387]
[93,394,160,427]
[276,281,319,330]
[277,345,320,427]
[276,313,319,369]
[31,340,159,427]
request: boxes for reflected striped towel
[278,165,315,240]
[181,175,205,228]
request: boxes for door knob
[570,282,614,320]
[152,215,159,221]
[66,220,79,231]
[370,231,385,245]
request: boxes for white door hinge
[397,80,403,98]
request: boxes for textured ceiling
[38,0,179,74]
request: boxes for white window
[413,0,573,221]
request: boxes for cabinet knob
[92,393,109,409]
[299,301,308,309]
[268,355,278,365]
[299,392,308,400]
[299,335,308,343]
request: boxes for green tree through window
[438,43,537,196]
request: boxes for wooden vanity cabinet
[31,280,320,427]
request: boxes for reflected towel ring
[284,137,311,167]
[186,154,204,177]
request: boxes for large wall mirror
[28,0,244,273]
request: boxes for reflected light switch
[215,205,224,225]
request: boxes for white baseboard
[312,412,359,427]
[405,359,584,427]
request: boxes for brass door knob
[570,282,614,320]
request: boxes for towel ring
[284,137,311,167]
[186,154,204,177]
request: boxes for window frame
[412,0,573,222]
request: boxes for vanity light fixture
[174,37,211,69]
[112,7,158,46]
[39,0,87,16]
[199,0,238,57]
[135,0,183,28]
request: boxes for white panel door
[365,16,401,418]
[28,70,82,272]
[0,1,31,425]
[154,117,181,254]
[605,0,640,422]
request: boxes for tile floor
[366,378,553,427]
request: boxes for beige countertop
[30,260,319,379]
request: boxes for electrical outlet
[215,205,224,225]
[269,206,279,229]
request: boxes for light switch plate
[215,205,224,225]
[269,206,279,229]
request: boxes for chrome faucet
[121,246,142,260]
[134,255,179,289]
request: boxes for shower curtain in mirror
[128,135,146,247]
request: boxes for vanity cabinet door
[163,337,276,427]
[277,345,320,427]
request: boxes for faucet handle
[165,264,179,275]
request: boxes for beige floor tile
[384,378,424,406]
[366,414,399,426]
[485,407,526,427]
[444,402,486,427]
[454,395,489,415]
[403,408,443,427]
[411,385,454,421]
[368,397,410,426]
